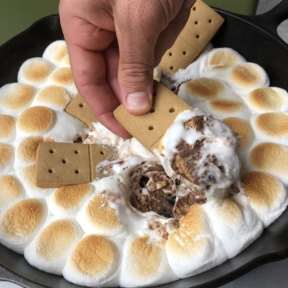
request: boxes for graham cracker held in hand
[159,0,224,74]
[65,94,97,125]
[58,0,221,186]
[36,142,112,187]
[113,81,191,152]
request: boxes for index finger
[67,42,131,138]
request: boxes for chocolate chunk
[173,176,207,218]
[148,218,180,240]
[172,139,205,184]
[184,115,205,132]
[129,162,176,218]
[227,181,241,196]
[172,133,228,190]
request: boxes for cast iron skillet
[1,1,288,287]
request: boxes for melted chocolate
[129,162,208,219]
[129,162,176,218]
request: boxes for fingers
[113,1,161,115]
[67,43,131,138]
[113,0,193,115]
[59,0,131,138]
[116,42,154,116]
[59,0,196,138]
[184,0,196,10]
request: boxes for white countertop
[0,282,22,288]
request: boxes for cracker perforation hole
[79,103,84,108]
[100,151,104,155]
[170,66,174,71]
[48,169,53,174]
[169,52,173,56]
[62,159,66,164]
[194,21,198,25]
[208,19,212,23]
[74,150,79,154]
[182,51,187,55]
[169,107,175,113]
[148,125,154,131]
[75,169,79,174]
[196,35,200,39]
[193,6,196,11]
[49,149,54,154]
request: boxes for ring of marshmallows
[0,40,288,287]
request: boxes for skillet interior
[0,9,288,288]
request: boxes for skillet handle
[251,0,288,39]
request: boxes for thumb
[118,57,154,115]
[114,4,158,115]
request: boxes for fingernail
[184,0,195,9]
[126,91,150,110]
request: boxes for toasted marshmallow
[85,122,123,147]
[202,95,249,120]
[222,117,254,151]
[203,197,263,258]
[251,112,288,145]
[16,106,55,137]
[47,67,77,96]
[178,77,225,105]
[120,236,178,287]
[62,54,71,67]
[246,87,288,113]
[118,138,156,161]
[15,136,45,168]
[82,175,159,238]
[77,193,125,237]
[229,63,269,94]
[166,204,227,278]
[0,175,25,213]
[0,83,35,116]
[201,64,231,82]
[242,172,288,227]
[18,58,55,87]
[43,110,87,142]
[170,43,213,85]
[249,142,288,185]
[48,184,94,216]
[0,144,14,174]
[204,63,269,95]
[33,85,71,110]
[43,40,69,66]
[16,106,85,142]
[0,198,48,253]
[0,115,16,143]
[16,165,54,198]
[206,48,246,67]
[159,109,240,194]
[63,235,120,287]
[24,218,83,275]
[1,39,288,288]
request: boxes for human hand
[59,0,196,138]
